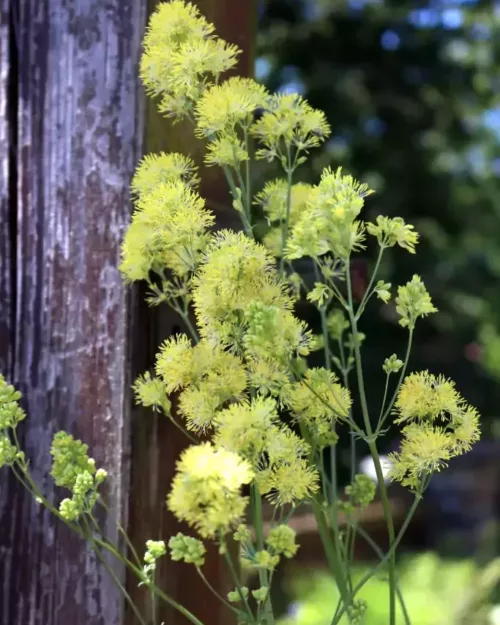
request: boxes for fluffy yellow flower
[192,231,293,347]
[167,443,253,538]
[120,180,214,281]
[395,275,437,329]
[395,371,461,423]
[156,337,247,431]
[131,152,199,198]
[285,167,370,260]
[251,93,330,162]
[213,396,280,463]
[259,458,319,505]
[140,1,241,121]
[195,77,269,137]
[390,372,480,489]
[283,368,351,447]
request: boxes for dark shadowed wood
[0,2,146,624]
[126,2,256,624]
[0,0,12,377]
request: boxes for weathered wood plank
[0,2,147,624]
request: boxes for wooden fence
[0,2,254,624]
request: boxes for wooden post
[0,2,145,624]
[0,1,256,625]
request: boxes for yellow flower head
[285,167,370,260]
[156,337,247,431]
[367,216,419,253]
[155,334,195,392]
[120,180,214,281]
[213,396,280,464]
[196,77,269,137]
[395,275,437,329]
[140,1,241,121]
[140,1,214,97]
[391,372,480,489]
[167,443,253,538]
[259,458,319,505]
[283,367,351,447]
[389,422,453,489]
[131,152,199,199]
[395,371,461,423]
[251,93,330,161]
[192,231,293,348]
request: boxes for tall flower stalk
[1,3,480,625]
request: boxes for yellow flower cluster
[283,368,352,447]
[251,93,331,163]
[192,231,312,379]
[255,180,313,256]
[396,275,438,329]
[140,1,240,120]
[367,216,419,253]
[167,443,253,538]
[389,372,480,489]
[212,396,317,505]
[195,77,269,167]
[155,335,247,432]
[120,149,214,285]
[285,167,371,260]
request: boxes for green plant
[0,2,481,625]
[278,554,500,625]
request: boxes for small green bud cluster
[251,586,269,603]
[347,599,367,624]
[141,539,167,585]
[0,376,26,470]
[340,474,376,513]
[383,354,404,374]
[50,431,107,522]
[241,548,280,571]
[227,586,249,603]
[265,524,298,559]
[58,467,107,522]
[374,280,391,304]
[168,532,206,567]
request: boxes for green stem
[311,496,350,606]
[251,485,275,624]
[222,165,252,236]
[221,540,255,622]
[378,330,413,430]
[196,568,240,615]
[82,519,148,625]
[243,125,252,224]
[346,264,397,625]
[355,526,411,625]
[331,495,421,625]
[279,158,293,277]
[356,246,385,318]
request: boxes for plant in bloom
[0,3,481,625]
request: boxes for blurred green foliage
[257,0,500,453]
[278,553,500,625]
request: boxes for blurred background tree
[257,0,500,469]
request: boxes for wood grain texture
[0,1,146,624]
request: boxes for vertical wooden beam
[0,2,147,624]
[126,2,257,624]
